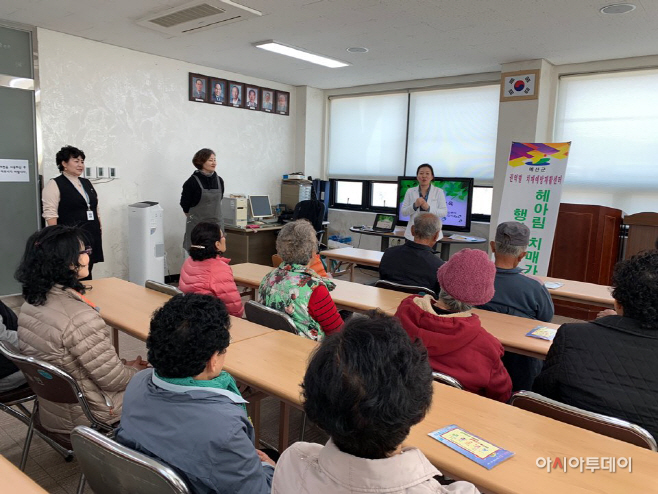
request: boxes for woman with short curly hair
[272,312,479,493]
[258,220,342,340]
[534,250,658,441]
[15,225,146,433]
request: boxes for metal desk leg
[440,243,451,261]
[278,402,291,452]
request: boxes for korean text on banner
[498,142,571,276]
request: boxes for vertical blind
[327,84,499,182]
[554,69,658,214]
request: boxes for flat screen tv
[396,176,474,232]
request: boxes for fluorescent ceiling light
[254,41,350,68]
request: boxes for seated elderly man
[534,251,658,441]
[395,249,512,402]
[259,220,343,340]
[477,221,554,391]
[379,213,445,294]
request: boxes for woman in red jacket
[395,248,512,402]
[179,222,244,317]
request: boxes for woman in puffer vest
[179,222,244,317]
[15,225,147,433]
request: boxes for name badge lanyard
[81,185,94,221]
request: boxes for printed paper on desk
[428,425,514,469]
[526,325,557,341]
[544,282,564,289]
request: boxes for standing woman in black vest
[180,148,225,253]
[42,145,103,280]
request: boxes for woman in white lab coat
[400,164,447,241]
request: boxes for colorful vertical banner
[498,142,571,276]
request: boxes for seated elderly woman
[395,248,512,402]
[272,312,479,494]
[16,226,146,433]
[258,220,342,340]
[534,251,658,441]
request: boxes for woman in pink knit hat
[395,248,512,402]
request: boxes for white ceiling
[2,0,657,89]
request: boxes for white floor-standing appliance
[128,201,165,286]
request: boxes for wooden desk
[539,276,614,309]
[407,382,658,494]
[321,247,384,281]
[0,455,48,493]
[231,263,408,314]
[232,264,554,359]
[225,225,282,266]
[224,330,315,451]
[85,278,273,347]
[349,227,487,260]
[223,330,658,493]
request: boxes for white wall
[38,29,296,279]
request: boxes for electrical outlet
[84,166,96,179]
[108,167,119,178]
[96,166,107,178]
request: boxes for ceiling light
[254,41,350,68]
[347,47,368,53]
[600,3,636,14]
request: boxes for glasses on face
[79,247,93,256]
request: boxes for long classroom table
[0,455,48,493]
[321,247,384,281]
[225,328,658,494]
[231,263,555,359]
[538,276,614,308]
[85,278,273,347]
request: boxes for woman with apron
[180,148,225,252]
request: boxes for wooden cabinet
[548,203,622,320]
[624,212,658,259]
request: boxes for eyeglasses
[79,247,93,256]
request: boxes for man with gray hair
[379,213,444,295]
[478,221,554,391]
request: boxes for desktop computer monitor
[249,195,273,219]
[396,176,474,232]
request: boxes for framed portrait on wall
[260,88,275,113]
[208,78,227,105]
[189,73,208,102]
[228,81,245,108]
[245,85,260,110]
[275,90,290,116]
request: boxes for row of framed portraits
[188,72,290,116]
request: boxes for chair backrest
[293,200,327,233]
[271,254,283,267]
[145,280,182,297]
[71,426,191,494]
[432,371,464,390]
[374,280,437,299]
[0,341,108,431]
[244,301,297,334]
[510,391,658,451]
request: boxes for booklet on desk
[526,325,558,341]
[428,425,514,469]
[448,234,479,242]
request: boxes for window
[471,186,493,222]
[327,84,499,184]
[327,93,408,179]
[329,180,396,212]
[406,85,500,181]
[554,69,658,214]
[334,180,364,207]
[370,182,397,209]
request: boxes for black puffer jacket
[533,315,658,442]
[0,300,19,379]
